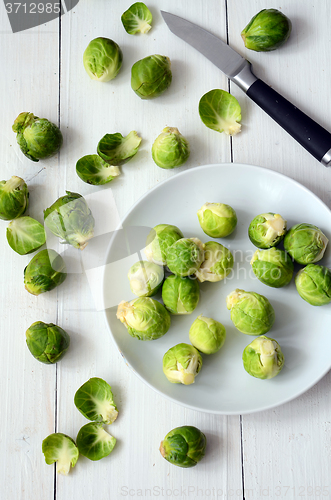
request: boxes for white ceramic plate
[103,163,331,415]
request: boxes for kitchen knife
[161,10,331,167]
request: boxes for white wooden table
[1,1,331,499]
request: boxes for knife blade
[161,10,331,167]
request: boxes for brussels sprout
[117,297,171,340]
[6,216,46,255]
[76,155,120,185]
[121,2,152,34]
[24,249,67,295]
[241,9,292,52]
[199,89,241,136]
[166,238,205,277]
[26,321,70,364]
[145,224,183,266]
[97,131,142,167]
[151,127,190,169]
[0,176,29,221]
[83,37,123,82]
[131,54,172,99]
[283,223,328,265]
[74,377,118,424]
[197,202,237,238]
[189,315,226,355]
[295,264,331,306]
[162,275,199,315]
[248,213,287,249]
[128,260,164,297]
[195,241,234,283]
[44,191,95,250]
[226,289,275,336]
[12,112,63,162]
[162,343,202,385]
[42,433,79,475]
[242,336,285,379]
[76,423,116,461]
[250,247,294,288]
[160,426,206,468]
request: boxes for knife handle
[246,79,331,166]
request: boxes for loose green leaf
[76,155,120,185]
[97,131,141,166]
[7,216,46,255]
[76,423,116,461]
[199,89,241,136]
[42,433,79,475]
[74,377,118,424]
[121,2,152,35]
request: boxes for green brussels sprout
[189,315,226,355]
[97,131,142,166]
[197,202,237,238]
[44,191,95,250]
[76,423,116,461]
[131,54,172,99]
[250,247,294,288]
[248,212,287,249]
[74,377,118,424]
[117,297,171,340]
[6,216,46,255]
[161,275,200,315]
[226,289,275,336]
[26,321,70,364]
[162,343,202,385]
[241,9,292,52]
[76,155,120,185]
[24,249,67,295]
[295,264,331,306]
[145,224,183,266]
[12,112,63,162]
[195,241,234,283]
[42,433,79,475]
[199,89,241,136]
[159,426,206,468]
[0,176,29,220]
[283,223,328,265]
[128,260,164,297]
[166,238,205,277]
[83,37,123,82]
[121,2,152,34]
[151,127,190,169]
[242,335,285,379]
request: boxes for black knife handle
[246,79,331,164]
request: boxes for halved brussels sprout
[163,343,202,385]
[197,202,237,238]
[83,37,123,82]
[76,155,120,185]
[241,9,292,52]
[44,191,95,250]
[195,241,234,283]
[121,2,152,34]
[283,223,328,265]
[0,176,29,220]
[248,213,287,249]
[226,289,275,336]
[76,423,116,461]
[242,335,285,379]
[166,238,205,277]
[74,377,118,424]
[199,89,241,136]
[131,54,172,99]
[117,297,171,340]
[152,127,190,169]
[160,426,206,468]
[42,433,79,475]
[189,315,226,355]
[161,275,199,315]
[295,264,331,306]
[145,224,183,266]
[97,131,142,166]
[250,247,294,288]
[128,260,164,297]
[6,216,46,255]
[24,249,67,295]
[26,321,70,364]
